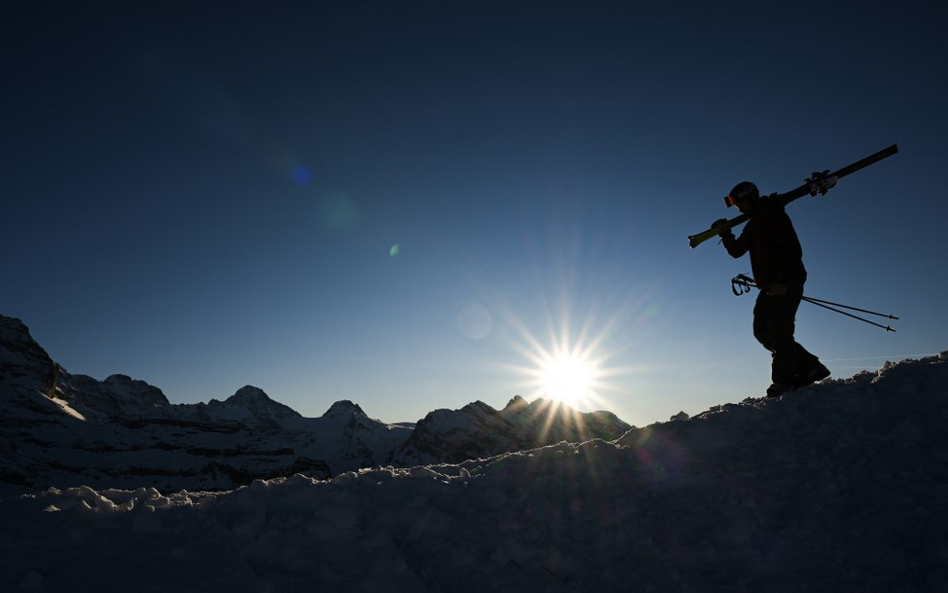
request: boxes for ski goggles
[723,190,754,208]
[725,182,758,207]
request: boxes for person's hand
[768,283,788,296]
[711,218,729,235]
[807,170,838,196]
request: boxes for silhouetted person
[713,181,830,397]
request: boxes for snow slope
[2,352,946,592]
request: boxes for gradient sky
[3,2,946,426]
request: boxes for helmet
[724,181,759,208]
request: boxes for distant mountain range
[0,314,632,495]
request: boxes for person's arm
[720,227,748,258]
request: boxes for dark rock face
[0,315,58,398]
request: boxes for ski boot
[795,362,831,388]
[766,383,794,398]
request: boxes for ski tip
[877,144,899,158]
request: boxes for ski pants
[753,287,820,385]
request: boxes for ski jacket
[721,196,806,292]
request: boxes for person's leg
[782,287,830,386]
[754,290,802,386]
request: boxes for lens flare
[458,304,493,340]
[292,165,313,186]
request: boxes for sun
[487,279,636,415]
[539,353,598,408]
[498,309,615,412]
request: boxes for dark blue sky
[3,1,946,424]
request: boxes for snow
[2,352,948,592]
[46,395,86,421]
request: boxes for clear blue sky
[3,2,946,426]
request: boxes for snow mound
[2,353,946,592]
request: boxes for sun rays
[498,291,638,414]
[490,297,638,446]
[458,202,660,439]
[539,354,597,409]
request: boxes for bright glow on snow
[50,396,86,421]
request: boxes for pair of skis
[687,144,899,249]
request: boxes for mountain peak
[0,314,57,396]
[227,385,271,404]
[0,314,30,340]
[215,386,301,422]
[323,400,367,418]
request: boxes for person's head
[725,181,759,213]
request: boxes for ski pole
[729,275,898,332]
[799,296,900,322]
[799,297,897,332]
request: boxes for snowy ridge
[393,395,631,465]
[2,351,947,592]
[0,314,629,493]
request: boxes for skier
[712,181,831,397]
